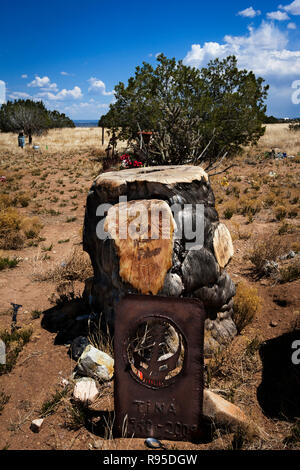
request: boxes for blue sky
[1,0,300,119]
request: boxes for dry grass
[232,282,261,333]
[0,127,112,155]
[280,259,300,283]
[35,247,93,283]
[257,124,300,156]
[248,233,289,276]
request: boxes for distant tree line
[264,115,300,124]
[0,99,75,143]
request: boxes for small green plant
[274,205,287,221]
[0,389,10,414]
[31,309,42,320]
[66,217,77,223]
[40,387,69,417]
[0,327,33,375]
[278,223,295,235]
[64,401,87,430]
[224,207,235,220]
[45,209,61,216]
[0,256,19,271]
[288,209,298,219]
[58,239,70,244]
[41,243,53,252]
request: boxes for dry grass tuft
[233,282,261,333]
[257,123,300,156]
[36,247,93,283]
[248,234,288,277]
[280,260,300,283]
[0,208,24,249]
[0,127,112,155]
[21,216,43,239]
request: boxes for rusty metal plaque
[114,295,206,442]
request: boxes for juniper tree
[99,54,269,166]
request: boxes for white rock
[60,378,69,387]
[77,345,114,381]
[203,389,258,434]
[30,418,44,433]
[93,439,103,449]
[73,377,99,404]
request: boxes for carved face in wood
[104,199,176,295]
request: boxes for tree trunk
[83,165,236,356]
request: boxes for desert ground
[0,124,299,450]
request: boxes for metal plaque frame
[114,295,206,442]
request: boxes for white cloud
[237,7,261,18]
[28,76,58,91]
[61,71,70,76]
[267,10,290,20]
[184,21,300,77]
[184,20,300,117]
[37,86,83,101]
[287,21,297,28]
[88,77,114,96]
[0,80,6,105]
[279,0,300,15]
[21,74,28,79]
[9,92,31,100]
[63,101,109,118]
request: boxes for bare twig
[209,164,238,177]
[205,151,228,172]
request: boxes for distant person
[18,132,25,148]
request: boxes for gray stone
[195,272,236,315]
[160,273,183,297]
[182,247,220,292]
[77,345,114,381]
[263,261,279,276]
[70,336,90,361]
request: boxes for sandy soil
[0,126,299,450]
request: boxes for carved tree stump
[83,165,236,355]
